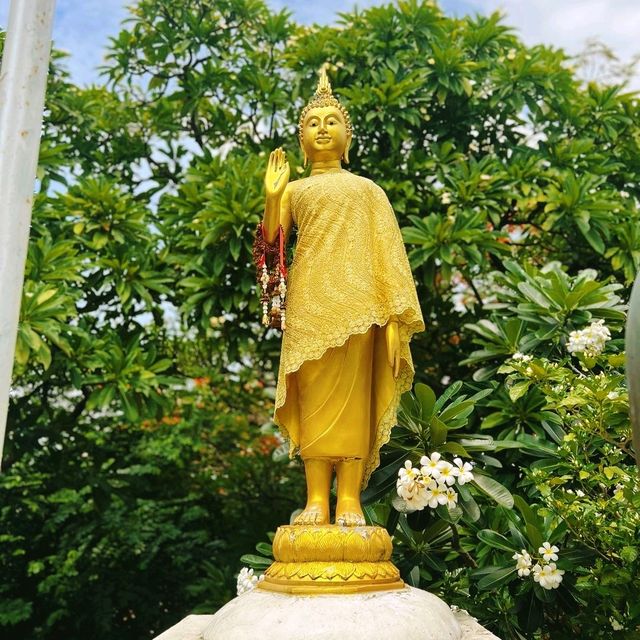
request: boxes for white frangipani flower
[236,567,263,595]
[420,452,448,478]
[452,457,474,485]
[532,562,564,590]
[445,486,458,508]
[436,461,456,486]
[396,454,474,512]
[441,192,452,205]
[513,550,533,577]
[539,542,559,562]
[396,461,424,504]
[399,485,426,507]
[424,479,450,509]
[567,319,611,358]
[610,617,624,631]
[398,460,419,485]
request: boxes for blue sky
[0,0,638,86]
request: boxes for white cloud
[456,0,640,86]
[467,0,640,52]
[0,0,128,86]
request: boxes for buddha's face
[300,106,350,163]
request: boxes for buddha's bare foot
[335,500,365,526]
[293,502,329,526]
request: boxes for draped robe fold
[274,170,424,487]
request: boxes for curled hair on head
[298,67,353,141]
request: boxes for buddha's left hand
[386,320,400,379]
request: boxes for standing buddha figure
[259,68,424,527]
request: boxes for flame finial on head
[298,65,353,140]
[316,67,332,97]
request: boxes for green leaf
[440,442,469,457]
[430,416,448,446]
[407,565,421,587]
[525,524,544,550]
[509,380,531,402]
[472,474,514,508]
[477,566,517,590]
[477,529,517,552]
[458,490,481,521]
[513,495,542,530]
[239,554,272,570]
[519,590,544,633]
[415,383,436,418]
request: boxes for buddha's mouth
[315,136,332,143]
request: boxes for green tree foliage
[1,1,638,638]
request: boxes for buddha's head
[298,67,352,166]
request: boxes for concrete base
[155,587,500,640]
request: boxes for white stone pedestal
[155,586,500,640]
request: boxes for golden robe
[274,170,424,487]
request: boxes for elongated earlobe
[303,152,309,168]
[342,139,351,165]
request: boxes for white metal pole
[627,274,640,468]
[0,0,56,465]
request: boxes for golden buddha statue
[260,68,424,532]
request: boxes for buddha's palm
[265,147,290,199]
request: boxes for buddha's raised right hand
[264,147,290,199]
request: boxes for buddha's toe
[294,504,329,526]
[336,510,366,527]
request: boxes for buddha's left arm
[386,316,400,378]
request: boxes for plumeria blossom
[445,486,458,508]
[610,617,624,631]
[403,487,431,511]
[397,480,420,502]
[566,319,611,358]
[396,477,421,502]
[514,543,566,589]
[532,562,564,590]
[397,469,427,508]
[236,567,264,595]
[396,461,431,510]
[420,452,448,479]
[452,457,474,485]
[539,542,559,562]
[424,479,450,508]
[397,452,473,512]
[513,550,533,577]
[511,352,533,362]
[398,460,419,485]
[436,461,457,486]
